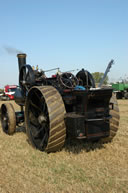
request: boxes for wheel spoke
[30,125,40,138]
[30,121,47,138]
[29,100,42,112]
[30,120,39,128]
[60,73,78,88]
[28,92,49,143]
[34,91,43,103]
[63,78,72,87]
[38,96,47,114]
[3,119,8,129]
[29,108,38,119]
[40,132,47,147]
[42,102,47,114]
[35,126,45,137]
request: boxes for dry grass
[0,100,128,193]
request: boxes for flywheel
[25,86,66,152]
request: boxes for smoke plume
[3,46,23,55]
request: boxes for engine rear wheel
[1,103,16,135]
[101,94,120,143]
[124,92,128,99]
[25,86,66,152]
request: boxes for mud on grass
[0,100,128,193]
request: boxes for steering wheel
[59,72,79,89]
[19,65,35,92]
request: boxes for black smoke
[3,46,23,55]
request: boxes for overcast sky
[0,0,128,88]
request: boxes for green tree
[92,72,108,85]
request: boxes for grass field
[0,100,128,193]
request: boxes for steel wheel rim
[26,88,49,151]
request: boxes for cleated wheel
[101,94,120,143]
[1,103,16,135]
[124,92,128,99]
[25,86,66,153]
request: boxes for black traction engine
[0,54,120,152]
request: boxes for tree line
[92,72,108,85]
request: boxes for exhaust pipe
[15,53,27,106]
[17,53,27,71]
[17,53,27,86]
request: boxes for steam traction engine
[0,54,120,152]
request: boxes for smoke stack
[17,53,27,71]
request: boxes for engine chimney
[17,53,27,71]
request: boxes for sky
[0,0,128,88]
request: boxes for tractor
[0,54,120,152]
[112,82,128,99]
